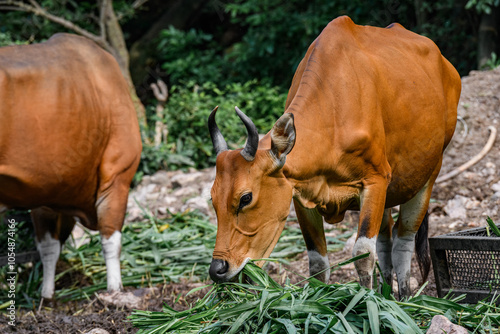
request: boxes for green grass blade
[227,309,254,334]
[343,289,367,316]
[337,312,356,334]
[486,217,500,237]
[273,318,297,334]
[366,299,380,334]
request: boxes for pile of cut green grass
[130,261,500,333]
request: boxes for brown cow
[208,16,460,298]
[0,34,142,299]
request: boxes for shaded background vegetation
[0,0,498,174]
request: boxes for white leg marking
[36,232,61,299]
[392,233,415,297]
[353,236,377,288]
[101,231,123,291]
[352,236,376,260]
[395,183,430,297]
[308,250,330,283]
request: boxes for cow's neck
[280,110,362,224]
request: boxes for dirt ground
[2,67,499,333]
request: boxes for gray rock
[85,329,110,334]
[171,172,204,188]
[492,181,500,192]
[426,315,468,334]
[492,191,500,201]
[183,196,210,213]
[97,289,155,310]
[150,170,170,185]
[444,195,468,219]
[172,186,198,198]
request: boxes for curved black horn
[235,106,259,161]
[208,106,228,156]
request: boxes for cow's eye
[239,193,252,209]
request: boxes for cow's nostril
[209,258,229,282]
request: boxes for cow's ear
[270,113,296,168]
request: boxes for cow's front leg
[353,177,388,289]
[294,199,330,283]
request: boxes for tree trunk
[478,7,499,69]
[128,0,208,84]
[103,0,147,134]
[414,0,426,28]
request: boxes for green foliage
[148,25,289,171]
[0,1,139,42]
[0,32,27,46]
[466,0,500,14]
[141,80,287,171]
[0,212,35,253]
[482,52,500,70]
[157,27,228,86]
[224,0,379,86]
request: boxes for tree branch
[0,0,111,51]
[150,79,169,147]
[27,0,40,10]
[99,0,108,40]
[132,0,148,10]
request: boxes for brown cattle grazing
[0,34,142,299]
[208,16,461,298]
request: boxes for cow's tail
[415,212,431,283]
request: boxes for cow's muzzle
[209,258,229,282]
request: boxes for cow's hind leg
[376,208,394,289]
[32,207,76,299]
[96,175,133,292]
[294,199,330,283]
[393,180,433,299]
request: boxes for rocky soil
[4,67,500,333]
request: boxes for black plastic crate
[429,225,500,304]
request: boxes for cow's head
[208,106,296,282]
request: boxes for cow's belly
[384,147,443,207]
[0,170,97,217]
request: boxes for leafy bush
[146,24,292,173]
[466,0,500,14]
[157,27,228,86]
[0,32,27,46]
[481,52,500,70]
[141,80,287,172]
